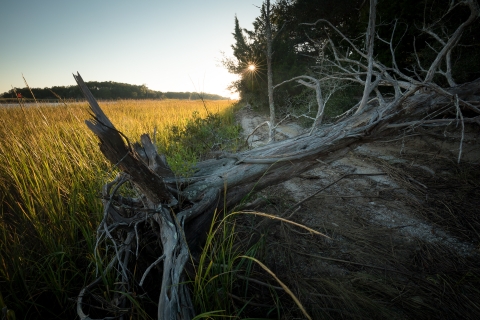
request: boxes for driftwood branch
[356,0,378,114]
[75,2,480,318]
[74,73,177,207]
[76,72,480,319]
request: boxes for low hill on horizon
[0,81,230,101]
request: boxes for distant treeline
[162,92,228,100]
[0,81,229,100]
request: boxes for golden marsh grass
[0,99,236,318]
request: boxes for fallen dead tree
[76,1,479,319]
[75,73,479,319]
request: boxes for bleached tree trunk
[265,0,276,142]
[76,72,480,320]
[76,1,480,319]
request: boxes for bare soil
[233,106,480,319]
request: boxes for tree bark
[265,0,276,142]
[76,71,480,319]
[75,2,480,319]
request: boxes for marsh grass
[193,210,278,319]
[0,99,237,318]
[192,208,321,320]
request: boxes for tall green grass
[0,99,238,318]
[0,103,106,318]
[193,209,319,320]
[192,209,276,319]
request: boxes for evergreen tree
[226,0,479,111]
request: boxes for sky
[0,0,264,99]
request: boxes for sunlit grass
[0,99,236,318]
[102,99,233,139]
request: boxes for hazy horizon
[0,0,264,99]
[0,79,232,99]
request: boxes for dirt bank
[232,105,480,319]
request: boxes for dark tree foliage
[231,15,254,69]
[373,0,480,84]
[276,0,365,50]
[226,0,365,109]
[227,0,480,110]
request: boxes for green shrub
[162,107,242,176]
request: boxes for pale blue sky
[0,0,263,98]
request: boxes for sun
[242,60,264,89]
[245,62,259,74]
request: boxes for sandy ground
[236,106,479,253]
[233,105,480,319]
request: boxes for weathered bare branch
[75,2,480,318]
[356,0,378,114]
[74,73,177,207]
[246,120,270,146]
[274,75,329,132]
[424,0,479,84]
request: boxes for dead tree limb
[274,75,341,134]
[75,1,479,319]
[76,71,479,319]
[356,0,377,114]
